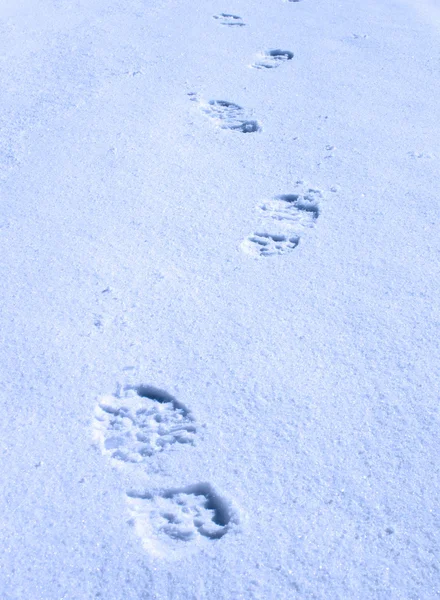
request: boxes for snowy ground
[1,0,440,598]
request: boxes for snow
[1,0,440,597]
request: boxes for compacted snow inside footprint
[93,385,196,463]
[126,483,238,558]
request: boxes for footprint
[213,13,245,27]
[251,49,294,70]
[408,151,433,159]
[126,483,238,557]
[93,385,196,463]
[241,186,322,257]
[244,232,300,257]
[199,99,261,133]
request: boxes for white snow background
[1,0,440,598]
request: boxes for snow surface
[1,0,440,597]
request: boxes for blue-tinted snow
[1,0,440,598]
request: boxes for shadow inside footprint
[202,100,243,118]
[133,385,190,416]
[276,193,320,218]
[229,120,261,133]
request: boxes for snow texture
[1,0,440,598]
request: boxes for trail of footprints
[94,0,328,561]
[198,15,294,133]
[207,4,326,257]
